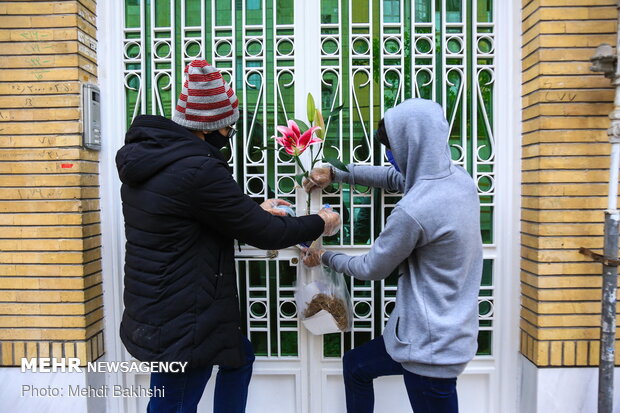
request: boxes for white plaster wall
[0,368,106,413]
[520,355,620,413]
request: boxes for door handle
[234,250,279,259]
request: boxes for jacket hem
[400,360,468,379]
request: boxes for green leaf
[307,93,316,123]
[323,157,349,172]
[324,104,345,120]
[291,119,310,133]
[294,173,307,186]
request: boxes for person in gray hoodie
[302,98,483,413]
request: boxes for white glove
[260,198,291,216]
[301,247,325,267]
[302,167,334,192]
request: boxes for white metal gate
[102,0,520,412]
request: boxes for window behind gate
[123,0,496,360]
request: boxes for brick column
[521,0,619,367]
[0,0,103,366]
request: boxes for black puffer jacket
[116,115,324,368]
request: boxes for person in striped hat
[116,59,341,413]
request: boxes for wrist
[331,165,350,183]
[320,250,333,265]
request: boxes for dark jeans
[343,336,458,413]
[147,337,255,413]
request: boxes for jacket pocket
[385,315,412,364]
[394,316,409,345]
[195,253,218,300]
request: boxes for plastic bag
[295,265,353,335]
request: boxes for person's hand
[301,247,325,267]
[260,198,291,216]
[317,206,341,236]
[302,167,334,192]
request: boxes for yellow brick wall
[521,0,620,367]
[0,0,103,366]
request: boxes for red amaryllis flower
[274,120,322,156]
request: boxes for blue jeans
[343,336,458,413]
[146,336,255,413]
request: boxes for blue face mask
[386,149,401,173]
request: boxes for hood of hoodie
[384,98,453,192]
[116,115,223,186]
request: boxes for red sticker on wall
[61,163,74,168]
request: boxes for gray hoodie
[321,98,483,378]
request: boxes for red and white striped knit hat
[172,60,239,131]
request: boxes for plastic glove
[301,247,325,267]
[302,167,334,192]
[317,206,341,236]
[260,198,292,217]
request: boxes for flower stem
[292,155,312,214]
[311,142,323,169]
[306,142,325,215]
[306,189,312,215]
[294,155,307,176]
